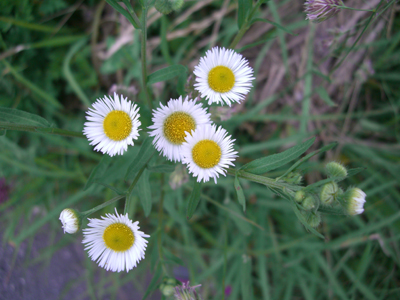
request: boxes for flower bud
[160,277,177,297]
[301,211,321,228]
[59,208,80,234]
[155,0,184,15]
[342,188,366,215]
[320,181,340,205]
[283,172,303,184]
[302,196,316,210]
[326,161,347,178]
[304,0,344,23]
[294,190,306,203]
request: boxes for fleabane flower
[181,124,238,183]
[59,208,80,234]
[148,96,211,162]
[194,47,254,106]
[304,0,344,23]
[343,188,366,215]
[83,93,141,157]
[82,208,149,272]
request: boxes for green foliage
[1,0,400,299]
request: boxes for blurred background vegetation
[1,0,400,299]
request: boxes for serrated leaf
[234,173,246,211]
[238,0,252,29]
[84,155,112,190]
[316,86,336,107]
[241,137,315,175]
[125,137,156,180]
[147,65,187,85]
[0,107,50,127]
[142,264,162,300]
[148,164,175,173]
[278,142,337,180]
[186,181,202,220]
[137,169,152,217]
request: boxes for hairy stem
[82,195,126,217]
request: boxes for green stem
[81,195,126,217]
[157,174,168,274]
[140,6,152,110]
[227,168,301,191]
[331,5,375,12]
[124,164,147,215]
[0,121,85,138]
[229,0,263,49]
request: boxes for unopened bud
[326,161,347,178]
[320,181,340,205]
[342,188,366,215]
[59,208,81,234]
[155,0,184,15]
[160,277,177,297]
[294,190,306,203]
[283,172,303,184]
[301,211,321,228]
[302,196,316,210]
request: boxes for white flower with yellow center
[148,96,211,162]
[83,93,141,157]
[194,47,254,106]
[181,124,238,183]
[82,209,149,273]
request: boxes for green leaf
[142,264,162,300]
[250,18,295,35]
[316,86,336,107]
[148,164,175,173]
[238,0,252,29]
[125,137,156,180]
[241,137,315,175]
[137,169,152,217]
[186,181,202,220]
[278,142,337,179]
[147,65,187,85]
[0,107,50,127]
[84,155,112,190]
[106,0,140,29]
[234,173,246,211]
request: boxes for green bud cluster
[326,161,347,178]
[160,277,178,297]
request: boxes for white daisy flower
[343,188,366,215]
[181,124,238,183]
[83,93,141,157]
[82,208,150,273]
[148,96,211,162]
[194,47,254,106]
[59,208,80,234]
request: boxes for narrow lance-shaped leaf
[238,0,252,29]
[105,0,140,29]
[234,173,246,211]
[0,107,50,127]
[278,142,337,180]
[241,137,315,175]
[125,137,156,180]
[147,65,187,85]
[137,169,152,217]
[147,164,175,173]
[84,155,112,190]
[186,181,202,220]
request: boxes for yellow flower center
[103,223,135,252]
[103,110,132,141]
[192,139,222,169]
[163,112,196,145]
[208,65,235,93]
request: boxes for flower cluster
[83,47,253,184]
[67,46,254,273]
